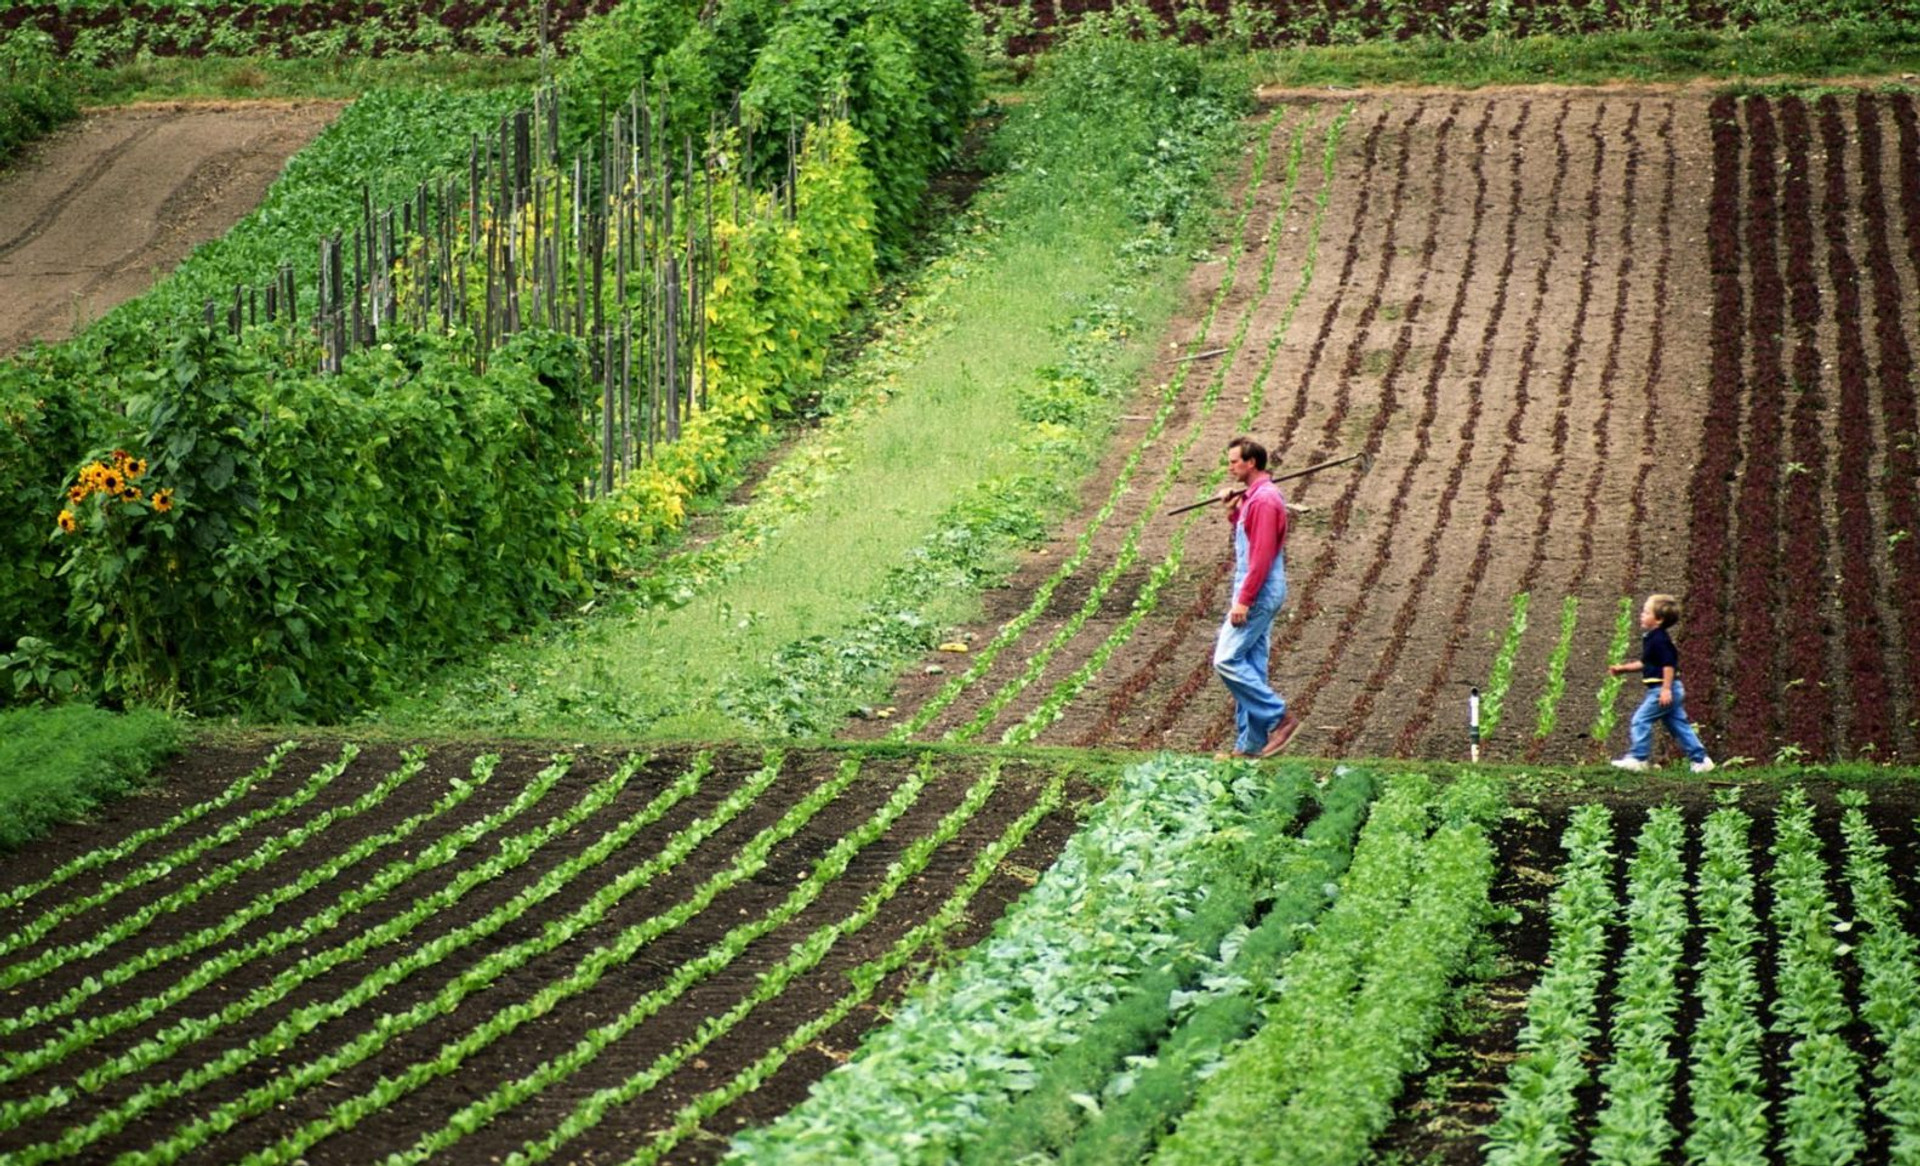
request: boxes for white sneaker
[1691,757,1716,774]
[1611,756,1649,772]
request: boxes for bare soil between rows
[0,101,340,356]
[0,740,1091,1164]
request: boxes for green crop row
[1533,595,1579,741]
[1769,787,1866,1165]
[1684,801,1770,1164]
[1837,793,1920,1138]
[1482,803,1619,1166]
[1478,591,1532,739]
[0,753,577,1089]
[0,752,494,1039]
[0,751,658,1149]
[727,755,1318,1161]
[0,743,353,967]
[245,750,892,1165]
[1587,806,1689,1165]
[1154,773,1504,1165]
[0,703,184,855]
[0,745,409,993]
[1588,595,1638,744]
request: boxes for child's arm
[1608,658,1642,675]
[1658,664,1675,705]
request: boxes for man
[1213,436,1300,758]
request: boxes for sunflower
[125,486,143,503]
[57,509,77,534]
[67,484,88,504]
[152,488,175,514]
[101,469,123,495]
[127,457,148,479]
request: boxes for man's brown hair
[1227,436,1268,470]
[1649,594,1682,628]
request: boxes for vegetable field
[0,741,1085,1164]
[852,90,1920,764]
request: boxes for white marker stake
[1469,686,1481,764]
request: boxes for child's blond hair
[1649,594,1682,628]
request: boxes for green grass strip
[0,705,183,855]
[1037,770,1378,1164]
[892,108,1288,743]
[117,752,787,1166]
[0,742,350,964]
[1534,596,1580,741]
[622,768,1070,1166]
[1770,787,1865,1165]
[1589,596,1638,744]
[511,757,1028,1164]
[263,752,900,1165]
[1588,806,1690,1166]
[1483,803,1620,1166]
[0,750,490,1039]
[0,752,561,1086]
[1685,801,1769,1166]
[0,746,411,992]
[1479,591,1532,739]
[0,737,287,913]
[0,751,665,1148]
[380,753,933,1164]
[1000,106,1352,747]
[945,109,1290,743]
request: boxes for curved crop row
[0,751,672,1152]
[111,752,795,1166]
[1586,806,1690,1165]
[1777,95,1834,756]
[0,743,355,964]
[521,761,1056,1165]
[1684,801,1770,1164]
[1836,792,1920,1130]
[1483,803,1620,1166]
[249,752,897,1165]
[0,748,433,1030]
[0,752,572,1086]
[1,747,411,993]
[885,107,1292,743]
[0,739,297,914]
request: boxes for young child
[1608,594,1714,773]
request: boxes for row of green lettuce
[0,0,980,719]
[726,758,1505,1163]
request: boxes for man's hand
[1230,602,1250,627]
[1217,485,1245,506]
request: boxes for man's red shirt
[1229,472,1287,607]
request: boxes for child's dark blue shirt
[1641,626,1679,684]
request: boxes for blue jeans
[1214,539,1287,754]
[1627,679,1708,763]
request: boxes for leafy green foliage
[0,704,179,853]
[0,28,74,168]
[1590,595,1638,744]
[1480,591,1532,738]
[1534,596,1579,741]
[1685,803,1770,1164]
[46,328,594,719]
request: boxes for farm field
[0,101,340,356]
[0,739,1089,1164]
[850,88,1920,766]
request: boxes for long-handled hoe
[1165,450,1374,516]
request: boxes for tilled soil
[0,739,1089,1164]
[0,101,340,356]
[847,87,1920,766]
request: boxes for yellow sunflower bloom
[101,469,123,495]
[67,484,88,504]
[128,458,148,479]
[57,510,77,534]
[152,488,175,514]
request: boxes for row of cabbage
[1485,786,1920,1164]
[731,761,1508,1164]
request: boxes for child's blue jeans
[1627,679,1708,763]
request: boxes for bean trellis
[207,84,835,497]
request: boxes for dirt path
[0,101,341,356]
